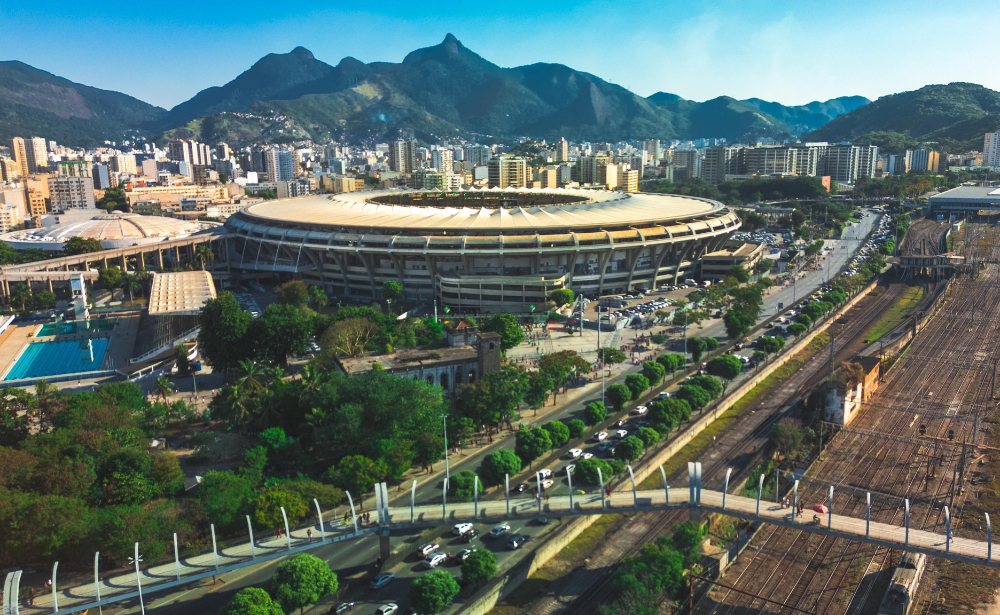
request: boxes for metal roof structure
[1,212,217,251]
[147,271,216,316]
[238,187,726,233]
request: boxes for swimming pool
[36,319,117,337]
[4,338,110,380]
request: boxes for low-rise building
[700,241,765,279]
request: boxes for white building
[984,131,1000,168]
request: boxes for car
[541,479,554,489]
[508,535,527,549]
[567,448,583,458]
[512,483,529,493]
[376,604,398,615]
[582,452,594,459]
[535,516,550,525]
[417,543,440,557]
[452,522,474,536]
[594,431,608,441]
[602,446,617,458]
[330,602,355,614]
[423,553,448,568]
[490,524,511,538]
[455,548,477,562]
[615,419,627,427]
[538,469,553,478]
[370,573,395,590]
[616,429,628,439]
[597,441,614,451]
[566,464,576,474]
[461,528,480,542]
[632,405,648,415]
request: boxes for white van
[453,523,474,536]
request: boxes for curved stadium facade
[226,188,740,312]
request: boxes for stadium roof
[148,271,216,316]
[1,212,217,250]
[239,188,726,232]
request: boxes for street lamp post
[443,414,450,480]
[128,543,145,615]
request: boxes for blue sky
[4,0,998,109]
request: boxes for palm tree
[235,360,266,397]
[194,245,215,271]
[298,364,326,406]
[32,380,57,429]
[154,375,175,401]
[124,274,143,302]
[214,384,253,430]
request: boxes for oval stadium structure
[226,187,740,312]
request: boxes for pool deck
[0,322,39,379]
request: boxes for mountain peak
[289,46,315,60]
[442,33,461,47]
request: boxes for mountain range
[0,35,871,148]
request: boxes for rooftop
[337,346,477,375]
[147,271,217,316]
[929,186,1000,203]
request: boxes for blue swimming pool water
[36,319,117,337]
[4,338,110,380]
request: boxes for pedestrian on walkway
[28,588,34,606]
[308,529,314,541]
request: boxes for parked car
[456,548,476,562]
[461,528,480,542]
[616,429,628,439]
[632,405,648,415]
[594,431,608,441]
[376,604,398,615]
[540,479,554,490]
[567,448,583,458]
[330,602,355,614]
[370,573,395,590]
[508,535,527,549]
[538,469,553,478]
[452,523,473,536]
[423,553,448,568]
[582,452,594,459]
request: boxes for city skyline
[3,0,1000,109]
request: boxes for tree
[321,317,379,357]
[706,355,743,389]
[97,266,123,295]
[583,401,607,426]
[62,237,104,255]
[254,490,308,528]
[480,449,522,487]
[650,397,690,431]
[253,303,313,365]
[483,365,528,427]
[515,427,552,467]
[687,337,708,363]
[277,280,309,307]
[0,407,29,446]
[153,376,174,401]
[173,345,191,377]
[269,553,338,614]
[759,335,786,355]
[567,418,586,439]
[642,360,666,385]
[606,383,632,411]
[575,457,614,485]
[150,452,185,496]
[550,288,575,307]
[482,313,524,351]
[194,245,215,271]
[688,375,723,399]
[598,347,627,366]
[787,322,808,336]
[199,291,254,371]
[541,421,570,449]
[672,521,707,565]
[308,286,328,311]
[656,353,681,374]
[796,313,813,327]
[382,280,404,304]
[625,374,650,400]
[724,308,757,340]
[524,371,553,411]
[409,569,460,615]
[728,265,751,284]
[675,385,711,411]
[771,418,808,461]
[448,470,483,502]
[222,588,282,615]
[615,435,645,462]
[636,426,661,448]
[198,471,255,531]
[327,455,387,498]
[462,549,498,584]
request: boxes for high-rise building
[0,157,20,183]
[0,185,27,232]
[48,175,95,210]
[463,145,492,167]
[26,137,48,173]
[621,169,639,193]
[141,159,159,178]
[556,138,569,163]
[701,147,742,183]
[265,149,294,183]
[168,140,211,167]
[388,140,418,173]
[92,164,113,189]
[643,139,661,163]
[431,149,453,173]
[25,189,46,220]
[984,131,1000,167]
[10,138,29,178]
[58,161,91,178]
[577,154,612,185]
[488,155,528,188]
[216,143,231,160]
[743,146,799,176]
[112,154,137,175]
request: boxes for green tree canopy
[62,237,104,255]
[462,549,498,584]
[675,385,712,410]
[383,280,404,303]
[625,374,651,400]
[253,490,307,528]
[615,435,645,462]
[567,418,586,439]
[642,360,666,385]
[598,347,627,365]
[583,401,608,426]
[482,313,525,351]
[269,553,338,614]
[606,383,632,411]
[448,470,483,502]
[222,588,283,615]
[277,280,310,308]
[549,288,575,307]
[199,291,254,372]
[409,569,460,615]
[636,426,661,448]
[515,427,552,467]
[252,303,313,366]
[687,375,723,399]
[706,355,743,385]
[575,457,614,485]
[327,455,388,498]
[541,421,570,449]
[686,337,708,363]
[479,449,522,487]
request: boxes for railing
[129,327,200,365]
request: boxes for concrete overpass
[5,463,995,615]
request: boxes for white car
[582,452,594,459]
[594,431,608,442]
[567,448,583,458]
[538,469,553,478]
[423,553,448,568]
[632,405,648,415]
[616,429,628,439]
[417,543,440,557]
[541,479,554,489]
[566,464,576,474]
[377,605,398,615]
[452,523,474,536]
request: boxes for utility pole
[829,328,836,380]
[598,311,605,406]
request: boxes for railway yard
[695,223,1000,615]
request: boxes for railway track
[697,224,1000,615]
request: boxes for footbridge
[4,463,996,615]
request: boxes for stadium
[225,187,741,313]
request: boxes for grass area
[862,286,924,344]
[490,514,624,614]
[639,332,830,490]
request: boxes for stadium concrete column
[157,249,164,269]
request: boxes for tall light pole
[443,414,450,480]
[128,543,145,615]
[598,310,605,406]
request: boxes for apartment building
[388,140,418,173]
[487,155,528,188]
[48,175,95,210]
[431,149,453,173]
